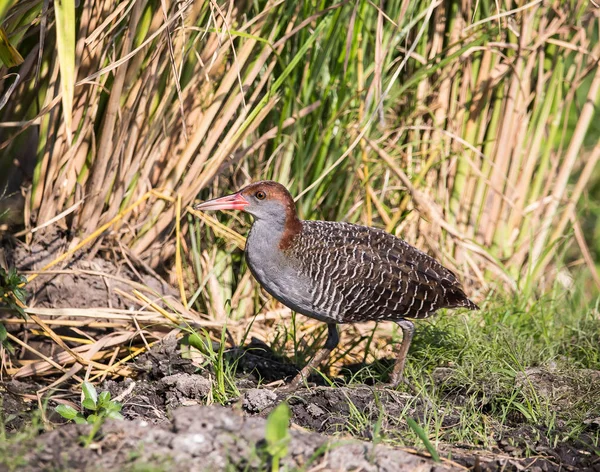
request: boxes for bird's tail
[446,287,479,310]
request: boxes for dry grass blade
[5,332,82,379]
[175,195,188,307]
[0,27,23,67]
[14,331,135,379]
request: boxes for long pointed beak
[193,192,249,211]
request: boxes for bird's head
[194,181,298,225]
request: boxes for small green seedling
[0,267,27,354]
[0,267,27,318]
[264,402,291,472]
[55,382,123,446]
[183,326,240,404]
[0,323,12,355]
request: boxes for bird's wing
[292,221,473,321]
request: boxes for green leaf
[73,415,88,425]
[0,0,17,23]
[82,382,98,406]
[55,404,79,420]
[0,322,7,342]
[98,391,111,406]
[265,402,291,457]
[406,418,440,462]
[53,0,76,144]
[0,27,21,68]
[13,286,27,304]
[11,301,26,319]
[0,267,27,319]
[511,401,537,422]
[187,332,203,350]
[82,398,96,411]
[2,339,14,354]
[86,414,98,424]
[106,410,124,420]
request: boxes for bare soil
[7,404,453,472]
[2,337,599,471]
[3,228,176,309]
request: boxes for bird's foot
[388,376,413,390]
[278,374,308,392]
[263,379,287,389]
[259,378,308,392]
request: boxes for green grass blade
[230,17,328,145]
[406,417,440,462]
[54,0,75,144]
[0,0,16,23]
[0,26,22,67]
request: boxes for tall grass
[0,0,598,302]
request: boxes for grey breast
[245,220,337,323]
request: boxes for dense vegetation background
[0,0,598,364]
[1,0,599,302]
[0,1,599,468]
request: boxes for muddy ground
[2,337,600,471]
[1,235,600,471]
[3,402,449,471]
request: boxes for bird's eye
[255,191,266,200]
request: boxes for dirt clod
[242,387,278,413]
[134,336,197,380]
[516,367,600,412]
[306,403,326,418]
[161,373,212,407]
[14,405,450,471]
[0,380,38,431]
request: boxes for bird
[194,180,478,389]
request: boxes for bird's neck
[279,211,303,250]
[248,210,302,252]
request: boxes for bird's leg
[389,319,415,387]
[287,323,339,389]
